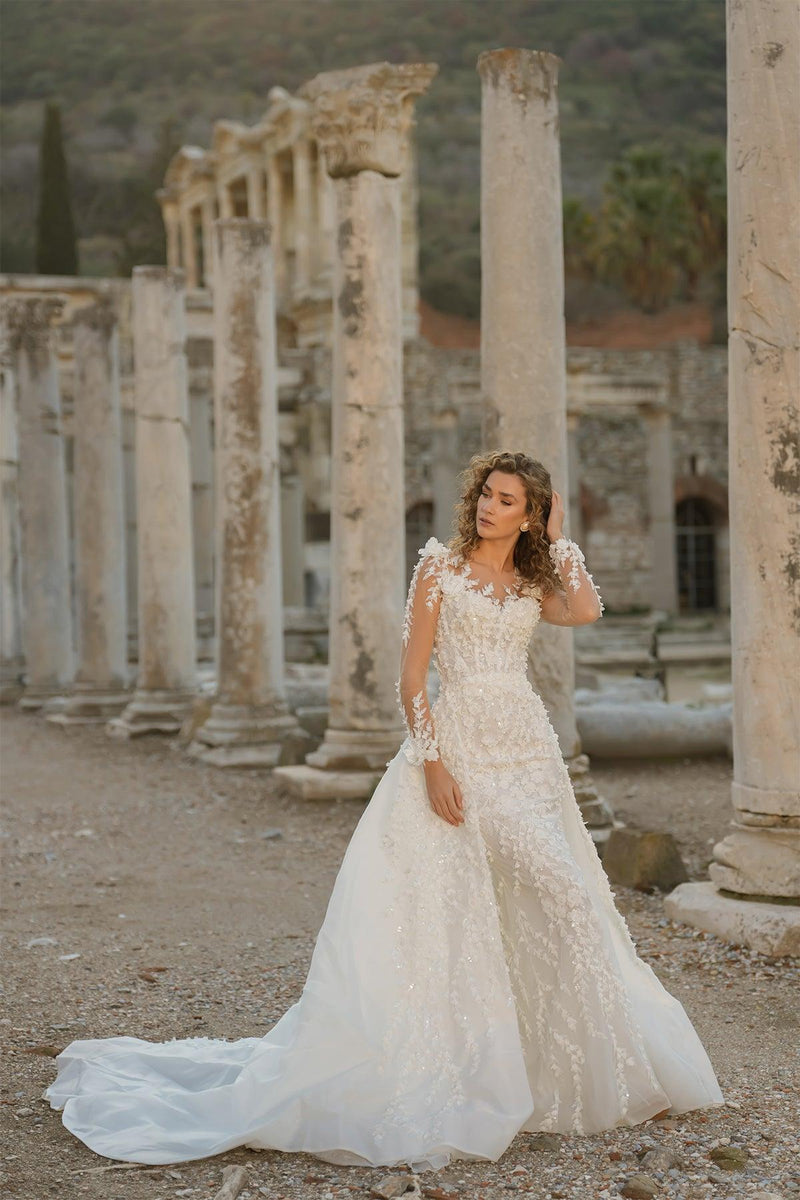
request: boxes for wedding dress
[44,534,724,1170]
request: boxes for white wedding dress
[44,535,724,1170]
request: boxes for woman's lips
[479,517,493,525]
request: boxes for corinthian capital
[300,61,438,179]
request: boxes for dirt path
[2,708,797,1200]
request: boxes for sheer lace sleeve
[395,537,450,767]
[542,536,605,624]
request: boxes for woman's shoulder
[416,535,457,563]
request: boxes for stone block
[602,828,689,892]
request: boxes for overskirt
[44,682,724,1169]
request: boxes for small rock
[14,1107,34,1117]
[640,1148,682,1171]
[58,952,81,961]
[528,1132,561,1152]
[370,1174,421,1199]
[26,937,58,948]
[259,828,283,840]
[708,1145,749,1170]
[620,1174,660,1199]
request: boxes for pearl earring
[520,523,529,531]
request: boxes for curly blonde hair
[447,449,563,599]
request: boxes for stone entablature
[156,81,422,344]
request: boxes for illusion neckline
[454,556,526,610]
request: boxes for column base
[566,752,616,847]
[46,686,131,725]
[0,662,24,705]
[305,726,404,772]
[664,880,800,956]
[107,688,198,737]
[272,763,385,802]
[708,826,800,897]
[18,683,72,711]
[186,702,314,768]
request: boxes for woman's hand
[546,489,565,543]
[423,759,464,826]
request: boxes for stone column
[201,194,216,289]
[644,403,678,613]
[163,201,181,270]
[431,408,460,542]
[187,219,309,767]
[281,473,306,607]
[49,298,129,724]
[109,267,198,735]
[665,0,800,955]
[274,61,438,800]
[266,156,285,299]
[246,165,265,220]
[217,182,234,220]
[477,48,613,840]
[0,350,24,702]
[292,139,313,293]
[4,298,74,707]
[180,205,198,288]
[566,413,584,549]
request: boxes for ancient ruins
[1,17,797,954]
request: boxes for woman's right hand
[423,759,465,826]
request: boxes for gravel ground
[1,707,798,1200]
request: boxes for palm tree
[593,146,695,312]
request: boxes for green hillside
[0,0,726,319]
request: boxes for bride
[44,448,724,1171]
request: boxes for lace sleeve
[395,537,449,766]
[547,536,605,617]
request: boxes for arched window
[676,497,717,611]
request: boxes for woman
[45,449,724,1171]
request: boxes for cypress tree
[35,102,79,276]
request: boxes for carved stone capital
[300,61,438,179]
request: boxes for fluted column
[187,219,309,767]
[274,61,437,800]
[0,346,24,702]
[478,48,613,839]
[246,165,265,220]
[665,0,800,955]
[201,194,216,288]
[4,298,74,707]
[109,267,198,736]
[163,201,181,270]
[49,298,129,724]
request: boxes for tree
[113,116,182,277]
[35,102,79,276]
[593,146,695,312]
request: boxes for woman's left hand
[546,489,565,543]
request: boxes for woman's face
[476,470,530,541]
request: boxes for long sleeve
[395,543,448,767]
[547,535,605,618]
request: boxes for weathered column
[644,403,678,613]
[163,200,181,270]
[49,298,129,724]
[266,156,286,300]
[201,194,216,289]
[187,219,309,767]
[665,0,800,955]
[292,139,313,293]
[281,473,306,607]
[478,48,613,839]
[5,298,74,707]
[275,61,438,800]
[217,182,234,220]
[180,205,198,288]
[246,165,265,220]
[0,349,24,702]
[109,267,198,736]
[431,408,461,543]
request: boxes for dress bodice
[422,536,542,693]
